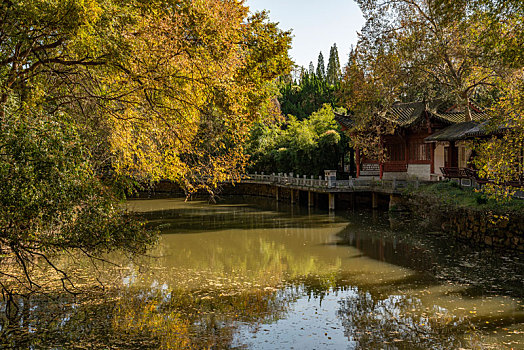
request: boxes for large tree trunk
[464,95,472,122]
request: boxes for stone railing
[245,173,328,187]
[244,172,420,192]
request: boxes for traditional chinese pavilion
[335,100,486,180]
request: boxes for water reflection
[339,287,479,349]
[338,211,524,298]
[1,197,523,349]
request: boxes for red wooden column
[449,141,458,167]
[405,139,410,171]
[356,148,361,178]
[379,163,384,179]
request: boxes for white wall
[408,164,431,180]
[434,144,445,175]
[383,172,408,180]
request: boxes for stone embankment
[403,194,524,252]
[444,210,524,251]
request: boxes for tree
[0,111,155,298]
[106,3,292,194]
[309,61,315,75]
[316,52,326,79]
[354,0,510,121]
[246,104,349,175]
[336,45,404,162]
[0,0,292,192]
[0,0,291,302]
[279,72,336,120]
[341,0,523,197]
[326,44,341,85]
[0,0,151,304]
[466,0,524,197]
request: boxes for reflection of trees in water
[141,196,345,234]
[145,206,340,233]
[337,287,481,350]
[0,284,294,349]
[338,212,524,298]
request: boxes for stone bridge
[241,172,425,210]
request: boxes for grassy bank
[407,181,524,214]
[403,181,524,251]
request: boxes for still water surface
[123,197,524,349]
[4,196,523,349]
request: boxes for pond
[3,196,524,349]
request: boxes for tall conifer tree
[316,52,326,79]
[309,61,315,75]
[326,44,341,85]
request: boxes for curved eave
[425,121,480,142]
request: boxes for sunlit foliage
[0,0,292,191]
[0,0,291,303]
[474,70,524,199]
[247,104,348,175]
[342,0,524,195]
[337,47,404,161]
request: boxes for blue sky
[246,0,365,69]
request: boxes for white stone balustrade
[243,172,416,192]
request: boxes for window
[386,143,405,162]
[409,141,431,161]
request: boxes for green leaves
[326,44,341,86]
[1,0,293,194]
[0,112,155,254]
[279,72,336,120]
[247,104,347,175]
[343,0,524,195]
[0,0,293,296]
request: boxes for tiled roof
[431,110,485,124]
[384,100,486,127]
[334,112,354,129]
[333,100,487,131]
[383,102,426,127]
[464,120,514,137]
[425,121,480,142]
